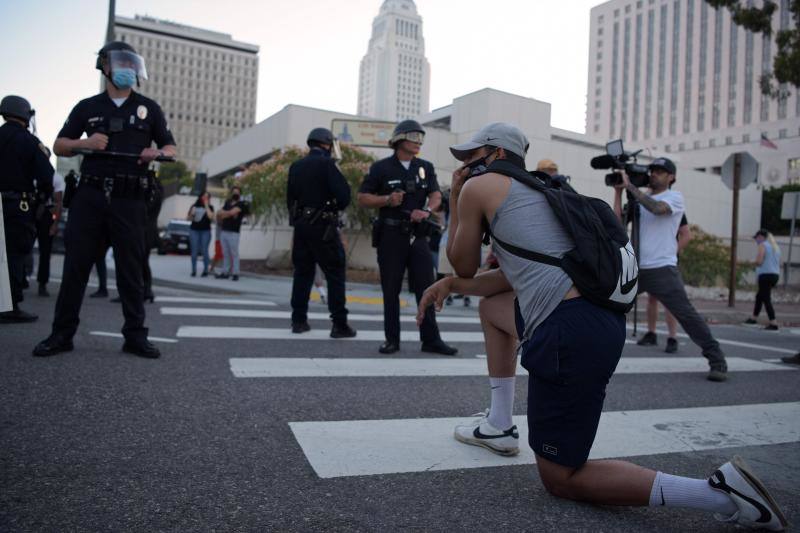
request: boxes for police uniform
[287,146,352,332]
[0,120,54,320]
[359,154,446,347]
[44,91,174,350]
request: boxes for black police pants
[378,227,441,344]
[2,198,37,307]
[36,208,53,285]
[290,223,348,326]
[52,187,148,342]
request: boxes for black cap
[649,157,677,175]
[0,95,34,123]
[307,127,334,146]
[753,229,769,239]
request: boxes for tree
[705,0,799,97]
[234,143,377,231]
[761,183,800,234]
[158,160,194,189]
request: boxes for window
[709,138,716,147]
[725,136,733,145]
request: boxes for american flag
[760,132,778,150]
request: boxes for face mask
[112,68,137,89]
[232,194,240,201]
[465,149,496,178]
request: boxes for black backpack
[485,160,638,313]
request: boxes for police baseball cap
[449,122,530,161]
[649,157,676,175]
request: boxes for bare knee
[536,458,580,500]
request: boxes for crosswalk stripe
[90,331,178,343]
[176,326,487,342]
[155,297,276,306]
[160,306,481,324]
[289,401,800,478]
[627,326,797,354]
[229,356,793,378]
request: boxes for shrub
[678,225,754,287]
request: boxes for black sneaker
[665,337,678,353]
[231,275,239,281]
[707,363,728,382]
[214,273,229,279]
[330,323,357,338]
[636,331,657,346]
[764,324,779,331]
[743,318,758,325]
[292,322,310,334]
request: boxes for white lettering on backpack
[610,241,638,304]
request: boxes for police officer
[287,128,356,338]
[33,41,176,358]
[0,95,54,323]
[357,120,457,355]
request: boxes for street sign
[331,119,396,148]
[721,151,758,189]
[780,191,800,220]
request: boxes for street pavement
[1,255,799,531]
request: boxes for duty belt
[0,190,35,212]
[79,173,151,202]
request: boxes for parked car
[157,219,191,255]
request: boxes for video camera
[590,139,650,188]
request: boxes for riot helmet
[389,120,425,147]
[96,41,148,89]
[307,127,335,147]
[0,95,35,125]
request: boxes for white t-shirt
[111,97,127,108]
[399,160,411,170]
[53,172,66,193]
[638,189,685,269]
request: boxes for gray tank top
[490,180,575,342]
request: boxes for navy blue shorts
[515,298,626,468]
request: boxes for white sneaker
[708,455,788,531]
[454,411,519,457]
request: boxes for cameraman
[612,158,728,382]
[417,124,784,529]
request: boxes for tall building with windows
[357,0,431,121]
[113,15,259,171]
[586,0,800,186]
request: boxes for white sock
[649,471,737,516]
[487,377,515,431]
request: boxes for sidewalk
[45,254,800,325]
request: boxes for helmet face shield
[391,130,425,146]
[107,50,148,79]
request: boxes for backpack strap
[489,229,562,267]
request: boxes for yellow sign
[331,119,396,148]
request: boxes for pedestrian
[215,185,247,281]
[418,122,786,531]
[745,229,781,330]
[33,41,176,358]
[357,120,456,355]
[640,214,691,353]
[187,191,214,277]
[141,176,163,303]
[0,95,54,323]
[287,127,356,338]
[35,170,65,297]
[613,157,728,381]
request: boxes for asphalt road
[1,278,799,532]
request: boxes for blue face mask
[112,68,137,89]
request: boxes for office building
[113,15,259,170]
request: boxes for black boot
[330,323,357,339]
[122,339,161,359]
[292,322,311,334]
[0,308,38,323]
[421,339,458,356]
[379,341,400,354]
[32,333,74,357]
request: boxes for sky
[0,0,602,156]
